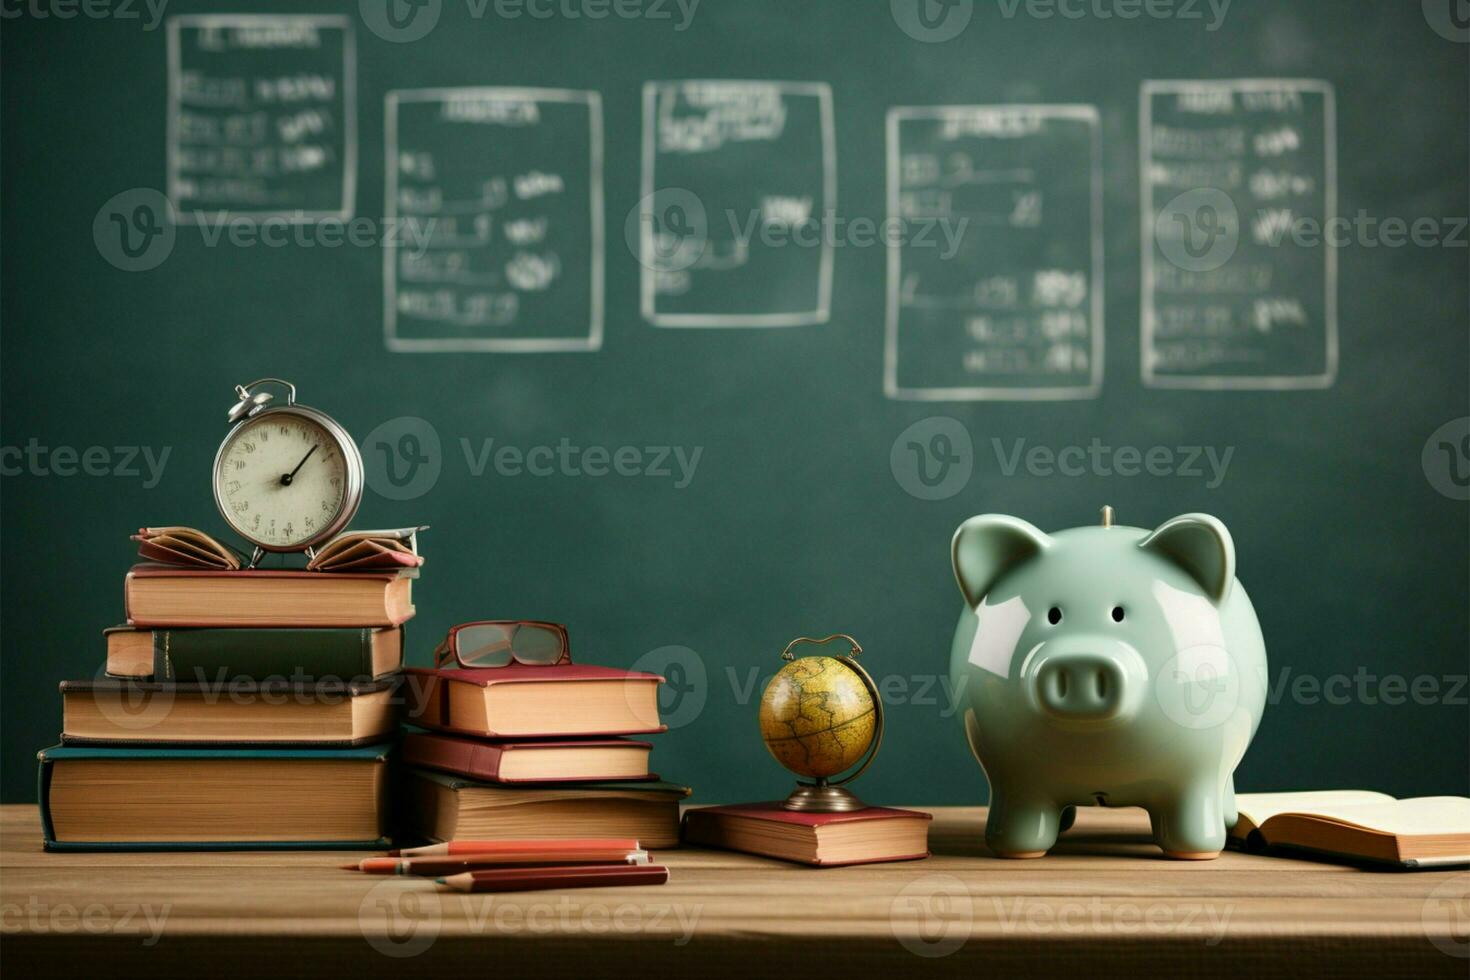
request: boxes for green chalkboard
[2,0,1466,808]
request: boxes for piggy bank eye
[1047,607,1062,625]
[1111,606,1126,623]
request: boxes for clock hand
[280,444,319,487]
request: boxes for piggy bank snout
[1024,639,1148,726]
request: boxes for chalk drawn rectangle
[166,14,356,223]
[383,87,604,353]
[1140,79,1337,390]
[885,105,1104,401]
[640,80,836,328]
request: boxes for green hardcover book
[104,625,403,681]
[403,768,691,848]
[37,743,393,851]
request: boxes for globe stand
[771,634,886,814]
[783,780,867,812]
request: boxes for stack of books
[398,659,688,848]
[37,528,422,851]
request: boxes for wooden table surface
[2,803,1465,978]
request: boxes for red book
[681,803,932,866]
[400,731,654,784]
[124,564,414,628]
[437,864,669,893]
[402,665,665,739]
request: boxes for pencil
[436,865,670,893]
[387,838,641,858]
[343,849,650,875]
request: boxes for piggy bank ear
[952,515,1052,608]
[1139,514,1235,603]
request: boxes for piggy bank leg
[1222,774,1238,829]
[1148,785,1226,860]
[985,793,1062,858]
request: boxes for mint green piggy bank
[949,510,1267,860]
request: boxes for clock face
[216,412,351,549]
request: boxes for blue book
[37,743,393,852]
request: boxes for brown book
[404,768,689,848]
[59,678,399,745]
[1231,791,1470,868]
[681,803,933,866]
[401,731,653,783]
[39,744,391,848]
[124,564,414,628]
[403,665,664,739]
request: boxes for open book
[132,526,426,573]
[1231,791,1470,868]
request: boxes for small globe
[759,656,876,779]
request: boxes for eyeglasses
[434,620,572,669]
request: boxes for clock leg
[248,546,265,570]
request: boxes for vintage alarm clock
[212,379,364,566]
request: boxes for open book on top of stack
[36,527,426,851]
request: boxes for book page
[1235,790,1394,828]
[1275,797,1470,837]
